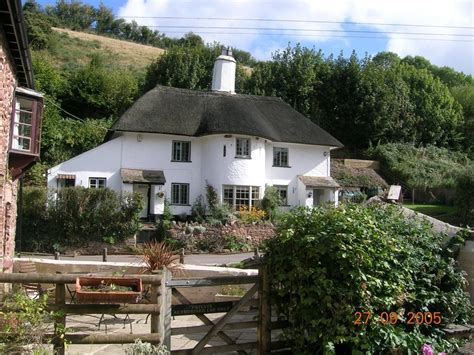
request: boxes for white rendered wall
[201,135,266,203]
[48,132,337,214]
[120,132,202,215]
[265,142,330,207]
[47,137,123,190]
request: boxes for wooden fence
[0,267,289,354]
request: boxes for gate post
[257,263,271,354]
[151,268,172,349]
[53,283,66,355]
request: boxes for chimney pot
[211,47,237,94]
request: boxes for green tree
[143,45,248,93]
[451,85,474,157]
[62,55,139,119]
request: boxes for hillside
[50,27,165,70]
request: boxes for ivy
[263,204,471,353]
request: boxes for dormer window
[236,138,250,158]
[8,88,43,180]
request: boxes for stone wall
[169,222,277,252]
[0,30,18,274]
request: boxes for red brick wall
[0,30,18,273]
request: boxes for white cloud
[118,0,474,74]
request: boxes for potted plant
[75,277,143,304]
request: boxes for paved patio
[48,309,271,354]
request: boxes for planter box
[75,277,143,304]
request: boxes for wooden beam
[45,303,161,315]
[53,283,66,355]
[257,265,271,354]
[171,321,258,335]
[59,333,161,344]
[0,273,162,285]
[191,284,259,354]
[172,342,258,355]
[172,288,247,355]
[166,275,258,287]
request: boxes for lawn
[403,203,461,226]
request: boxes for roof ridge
[154,84,283,102]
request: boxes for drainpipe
[17,177,23,257]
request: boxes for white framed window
[274,185,288,205]
[223,185,260,209]
[171,183,189,205]
[89,177,106,189]
[172,141,191,162]
[235,138,250,158]
[273,147,289,167]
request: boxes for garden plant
[264,203,471,353]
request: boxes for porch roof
[299,175,340,188]
[121,168,166,184]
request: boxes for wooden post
[53,283,66,355]
[54,252,60,260]
[179,248,185,264]
[160,268,172,349]
[151,269,171,349]
[257,264,271,355]
[102,248,107,262]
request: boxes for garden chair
[17,261,55,300]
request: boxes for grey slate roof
[112,85,343,147]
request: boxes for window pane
[180,184,189,204]
[17,97,33,112]
[251,186,259,206]
[235,186,250,209]
[273,147,289,166]
[223,186,233,206]
[172,184,180,204]
[14,137,31,151]
[236,138,250,157]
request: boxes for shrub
[238,205,266,223]
[367,143,471,189]
[20,187,142,252]
[125,339,169,355]
[264,204,471,353]
[139,241,179,273]
[224,234,250,252]
[205,182,218,212]
[207,203,234,225]
[191,195,207,223]
[0,291,57,353]
[195,234,226,252]
[456,166,474,226]
[261,186,282,221]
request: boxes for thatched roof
[331,160,388,188]
[112,85,343,147]
[299,176,340,188]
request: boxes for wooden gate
[162,266,288,354]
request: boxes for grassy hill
[49,27,165,71]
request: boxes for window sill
[235,156,251,159]
[273,165,291,168]
[171,160,192,163]
[170,204,191,206]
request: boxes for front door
[133,184,150,218]
[313,189,324,206]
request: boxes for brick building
[0,0,43,274]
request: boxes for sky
[37,0,474,74]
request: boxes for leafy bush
[195,234,226,252]
[261,186,282,221]
[224,234,250,252]
[456,166,474,226]
[368,143,471,189]
[0,291,57,353]
[125,339,169,355]
[206,183,218,212]
[238,205,266,223]
[207,203,234,225]
[191,195,207,223]
[20,187,142,252]
[264,204,471,353]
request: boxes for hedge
[20,187,142,252]
[264,203,471,353]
